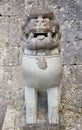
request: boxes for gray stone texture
[0,16,9,48]
[0,0,82,130]
[2,102,23,130]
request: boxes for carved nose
[35,19,45,26]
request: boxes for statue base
[22,113,65,130]
[22,92,65,130]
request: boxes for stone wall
[0,0,82,130]
[0,0,25,129]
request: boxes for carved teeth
[28,32,34,39]
[48,32,52,38]
[37,35,45,40]
[53,33,58,42]
[52,27,56,32]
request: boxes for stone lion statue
[21,3,63,125]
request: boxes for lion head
[21,3,61,51]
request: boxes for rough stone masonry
[0,0,82,130]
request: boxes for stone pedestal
[2,102,65,130]
[22,93,65,130]
[22,113,65,130]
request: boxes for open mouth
[33,32,57,38]
[34,32,48,38]
[25,31,57,40]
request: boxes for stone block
[61,65,82,108]
[0,98,13,130]
[0,67,4,98]
[3,47,19,66]
[0,0,24,16]
[0,0,12,16]
[74,41,82,64]
[0,82,5,98]
[0,48,7,65]
[2,67,12,99]
[57,2,82,65]
[11,66,23,99]
[0,98,6,130]
[25,0,35,15]
[0,16,10,48]
[11,0,25,17]
[2,102,23,130]
[0,67,4,81]
[64,110,82,130]
[61,49,75,65]
[19,47,23,66]
[9,16,24,47]
[2,67,23,100]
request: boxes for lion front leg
[25,86,37,124]
[47,87,60,124]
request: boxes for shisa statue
[21,3,63,125]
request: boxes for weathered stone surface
[0,16,10,48]
[75,41,82,64]
[0,98,13,130]
[25,0,35,14]
[12,0,25,17]
[9,16,24,47]
[2,102,23,130]
[19,47,23,66]
[0,48,6,65]
[0,67,4,82]
[0,67,4,99]
[2,67,23,100]
[53,0,82,65]
[0,67,23,100]
[62,65,82,108]
[63,110,82,130]
[61,20,82,65]
[0,0,11,16]
[3,47,19,66]
[11,66,23,99]
[0,0,24,16]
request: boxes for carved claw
[48,107,59,124]
[49,114,59,124]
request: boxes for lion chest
[22,53,63,89]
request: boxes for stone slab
[2,102,23,130]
